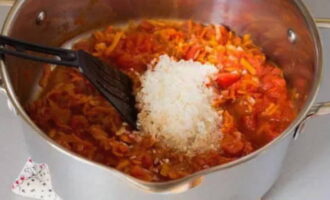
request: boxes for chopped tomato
[185,45,201,60]
[130,165,153,181]
[216,73,241,88]
[221,132,245,156]
[241,115,257,132]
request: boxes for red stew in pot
[27,19,297,182]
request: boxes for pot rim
[0,0,323,192]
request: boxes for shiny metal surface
[35,10,46,25]
[291,19,330,140]
[0,0,13,6]
[0,0,10,91]
[310,102,330,116]
[316,18,330,29]
[0,0,328,199]
[288,29,298,43]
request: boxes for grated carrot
[240,58,256,75]
[105,31,124,56]
[262,103,279,116]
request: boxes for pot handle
[0,0,14,6]
[293,19,330,139]
[0,0,12,93]
[315,18,330,29]
[310,18,330,117]
[309,102,330,116]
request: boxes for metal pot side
[1,0,330,199]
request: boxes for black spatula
[0,36,137,129]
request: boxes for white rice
[136,55,222,155]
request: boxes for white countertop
[1,0,330,199]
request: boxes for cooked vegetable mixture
[27,20,296,182]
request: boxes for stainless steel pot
[1,0,330,199]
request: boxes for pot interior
[4,0,318,109]
[3,0,319,163]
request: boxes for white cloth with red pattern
[11,158,62,200]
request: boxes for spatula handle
[0,35,80,67]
